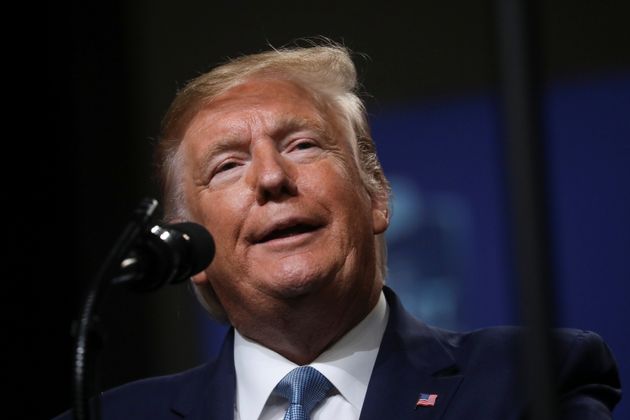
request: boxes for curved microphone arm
[72,198,160,420]
[71,198,215,420]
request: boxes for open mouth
[256,223,321,244]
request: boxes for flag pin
[415,393,438,408]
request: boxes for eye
[294,141,315,150]
[210,160,244,183]
[289,139,318,152]
[216,161,239,173]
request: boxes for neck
[231,283,382,365]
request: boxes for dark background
[30,1,629,419]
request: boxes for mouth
[259,224,320,243]
[251,219,323,244]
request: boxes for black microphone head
[167,222,215,274]
[116,221,215,292]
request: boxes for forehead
[183,79,333,138]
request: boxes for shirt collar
[233,291,389,420]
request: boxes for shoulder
[430,325,616,369]
[429,325,621,416]
[102,362,212,404]
[426,325,525,376]
[51,363,213,420]
[52,328,236,420]
[429,324,609,351]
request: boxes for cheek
[309,164,373,232]
[199,191,250,284]
[195,186,254,253]
[323,160,370,207]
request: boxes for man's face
[179,78,388,325]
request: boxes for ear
[191,270,209,285]
[371,192,389,235]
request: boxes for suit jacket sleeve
[556,329,622,419]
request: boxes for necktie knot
[274,366,333,420]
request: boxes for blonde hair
[155,40,391,321]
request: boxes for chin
[263,265,333,300]
[248,247,348,298]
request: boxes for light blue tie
[274,366,333,420]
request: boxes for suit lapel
[170,329,236,420]
[165,288,463,420]
[359,287,463,420]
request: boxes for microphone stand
[72,198,159,420]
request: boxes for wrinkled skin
[179,78,389,363]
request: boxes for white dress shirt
[233,291,389,420]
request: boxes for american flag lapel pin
[415,393,438,408]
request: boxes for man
[55,42,621,419]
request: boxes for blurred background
[32,1,628,418]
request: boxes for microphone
[72,201,214,420]
[112,222,215,292]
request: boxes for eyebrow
[197,115,333,170]
[194,135,247,181]
[268,115,332,141]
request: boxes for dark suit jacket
[54,287,621,419]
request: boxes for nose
[247,141,298,205]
